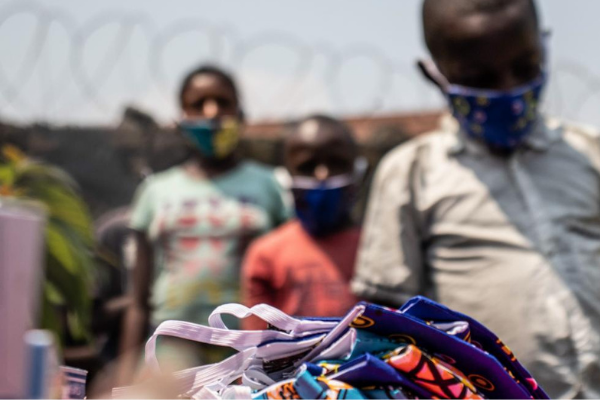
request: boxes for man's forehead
[447,3,532,38]
[424,0,538,53]
[430,9,539,66]
[424,0,535,18]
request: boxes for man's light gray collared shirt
[353,116,600,398]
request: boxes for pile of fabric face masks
[114,297,548,399]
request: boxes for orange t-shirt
[241,220,360,330]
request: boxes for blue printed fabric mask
[179,117,240,159]
[423,61,546,150]
[291,175,355,237]
[290,158,367,237]
[447,75,546,150]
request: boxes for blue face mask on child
[423,61,547,151]
[292,176,355,237]
[290,159,367,237]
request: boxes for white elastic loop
[172,364,212,394]
[190,348,257,393]
[251,304,306,332]
[255,334,325,361]
[314,328,356,361]
[172,348,257,396]
[419,58,450,88]
[241,367,277,391]
[208,304,254,330]
[294,305,366,367]
[208,303,338,335]
[191,386,221,400]
[145,319,298,372]
[172,334,325,395]
[222,385,252,399]
[140,304,366,397]
[209,303,306,332]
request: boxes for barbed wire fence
[1,1,600,127]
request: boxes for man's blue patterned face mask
[423,61,547,151]
[447,75,546,150]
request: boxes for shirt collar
[445,114,562,157]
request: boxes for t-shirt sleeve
[129,178,155,233]
[241,240,276,330]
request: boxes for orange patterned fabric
[384,345,484,400]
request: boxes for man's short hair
[422,0,540,56]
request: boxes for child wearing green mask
[121,65,288,370]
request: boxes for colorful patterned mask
[179,117,240,159]
[290,158,367,237]
[253,370,363,400]
[446,75,546,150]
[421,59,547,151]
[383,345,484,400]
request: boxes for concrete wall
[0,110,442,219]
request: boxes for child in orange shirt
[242,115,365,329]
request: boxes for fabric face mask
[290,158,367,237]
[423,61,546,150]
[179,117,240,159]
[291,175,353,237]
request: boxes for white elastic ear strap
[192,386,221,400]
[314,328,356,361]
[222,385,253,399]
[420,59,450,88]
[294,305,366,367]
[241,367,277,391]
[171,333,327,395]
[190,348,257,393]
[145,319,301,372]
[208,303,338,334]
[140,304,366,396]
[255,334,325,362]
[161,347,257,396]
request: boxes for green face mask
[179,117,240,159]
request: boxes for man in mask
[121,65,288,371]
[352,0,600,397]
[242,115,364,329]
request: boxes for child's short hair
[178,64,240,108]
[290,114,356,146]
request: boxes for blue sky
[1,0,599,127]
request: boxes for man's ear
[417,59,445,94]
